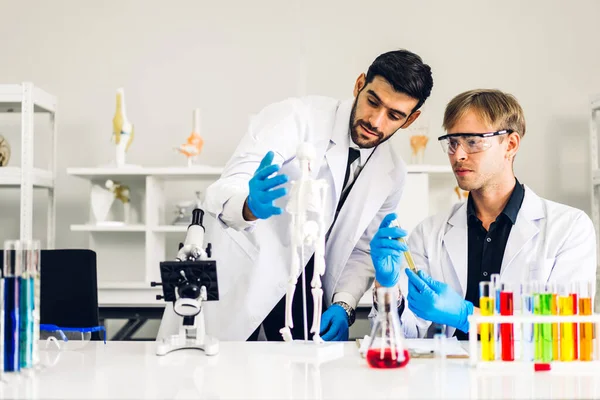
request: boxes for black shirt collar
[466,178,524,225]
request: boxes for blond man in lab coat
[370,89,597,338]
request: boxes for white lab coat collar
[443,185,545,295]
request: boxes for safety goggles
[437,129,513,155]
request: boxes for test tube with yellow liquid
[390,220,418,273]
[479,281,495,361]
[578,281,594,361]
[558,283,575,361]
[548,282,559,360]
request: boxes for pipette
[390,220,418,273]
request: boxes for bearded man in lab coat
[370,89,597,339]
[200,49,434,342]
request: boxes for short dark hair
[365,49,433,113]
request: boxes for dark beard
[349,97,387,149]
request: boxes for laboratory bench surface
[1,341,599,399]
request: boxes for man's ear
[506,131,520,160]
[400,110,421,129]
[353,73,366,97]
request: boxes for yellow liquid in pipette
[390,220,418,273]
[579,297,593,361]
[398,237,418,273]
[480,296,495,361]
[559,295,574,361]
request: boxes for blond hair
[443,89,526,138]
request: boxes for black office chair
[0,248,102,340]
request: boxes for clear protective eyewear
[437,129,513,155]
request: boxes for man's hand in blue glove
[370,213,408,287]
[244,151,289,221]
[405,268,474,333]
[319,304,349,341]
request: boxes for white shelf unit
[68,164,456,308]
[67,166,223,306]
[0,83,57,247]
[590,95,600,309]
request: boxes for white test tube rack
[467,313,600,370]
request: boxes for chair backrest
[40,249,100,328]
[0,248,99,328]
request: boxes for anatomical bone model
[0,134,10,166]
[112,88,135,167]
[280,143,329,343]
[175,108,204,167]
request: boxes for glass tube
[490,273,501,360]
[538,283,554,362]
[547,282,559,360]
[569,282,579,360]
[479,282,495,361]
[499,282,514,361]
[3,240,22,373]
[558,283,575,361]
[521,281,537,361]
[26,240,40,368]
[577,281,593,361]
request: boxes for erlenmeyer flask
[365,287,410,369]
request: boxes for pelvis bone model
[280,142,329,343]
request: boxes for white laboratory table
[1,340,600,399]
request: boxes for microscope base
[156,335,219,356]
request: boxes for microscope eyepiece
[190,208,205,227]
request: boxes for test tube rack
[467,313,600,370]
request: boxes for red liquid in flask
[366,348,410,369]
[500,291,514,361]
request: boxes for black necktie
[338,148,361,213]
[342,148,361,192]
[325,148,362,241]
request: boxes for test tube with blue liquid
[490,274,501,360]
[19,240,39,369]
[3,240,22,373]
[521,281,537,361]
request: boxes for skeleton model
[112,88,135,167]
[280,143,329,343]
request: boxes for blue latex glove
[405,268,474,333]
[320,304,349,341]
[247,151,289,219]
[369,213,408,287]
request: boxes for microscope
[151,208,220,356]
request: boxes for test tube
[18,249,32,369]
[499,282,514,361]
[521,281,537,361]
[548,282,559,360]
[390,220,417,273]
[577,281,593,361]
[479,282,495,361]
[490,273,501,360]
[538,283,554,362]
[18,240,39,369]
[533,284,542,360]
[3,240,22,373]
[558,283,575,361]
[26,240,40,367]
[570,282,579,360]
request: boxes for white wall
[1,0,599,250]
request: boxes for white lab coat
[395,185,597,338]
[202,96,407,341]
